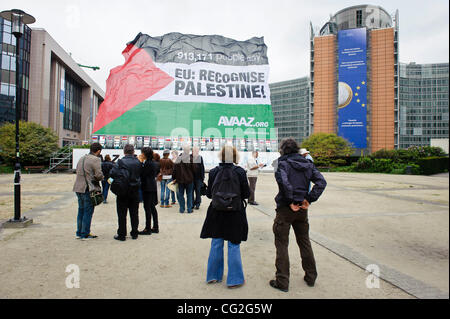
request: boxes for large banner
[93,33,275,140]
[337,28,367,149]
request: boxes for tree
[301,133,353,166]
[0,121,59,166]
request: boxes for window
[356,10,363,28]
[1,54,10,70]
[63,74,82,132]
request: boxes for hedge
[417,157,449,175]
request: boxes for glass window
[9,84,15,97]
[1,54,10,70]
[2,31,11,44]
[1,69,9,83]
[10,56,15,71]
[1,83,8,95]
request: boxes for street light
[0,9,35,227]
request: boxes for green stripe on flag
[95,100,275,139]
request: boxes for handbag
[200,182,208,196]
[167,180,179,193]
[83,156,104,206]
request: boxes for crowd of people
[73,138,326,291]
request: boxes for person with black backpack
[110,144,142,241]
[269,138,327,292]
[200,145,250,289]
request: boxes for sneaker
[194,206,200,210]
[171,202,177,205]
[75,236,81,240]
[269,280,288,292]
[114,235,126,241]
[249,202,259,206]
[87,234,98,239]
[180,211,185,214]
[151,228,159,234]
[131,235,138,240]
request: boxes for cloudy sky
[7,0,449,91]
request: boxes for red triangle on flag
[93,44,174,133]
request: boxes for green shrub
[417,157,449,175]
[0,121,59,166]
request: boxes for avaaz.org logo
[218,116,269,128]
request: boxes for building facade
[399,62,449,149]
[0,18,104,147]
[0,17,31,123]
[269,77,310,144]
[310,5,400,154]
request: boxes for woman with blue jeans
[159,150,174,207]
[200,146,250,288]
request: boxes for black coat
[101,161,114,179]
[274,153,327,208]
[141,160,158,192]
[200,163,250,245]
[119,155,142,190]
[193,155,205,181]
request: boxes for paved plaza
[0,172,448,299]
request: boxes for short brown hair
[279,138,299,155]
[104,155,111,162]
[90,143,102,153]
[123,144,135,155]
[219,145,240,164]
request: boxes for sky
[6,0,450,92]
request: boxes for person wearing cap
[300,149,314,163]
[300,149,314,192]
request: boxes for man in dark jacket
[172,144,195,214]
[270,138,327,292]
[192,146,205,210]
[114,144,142,241]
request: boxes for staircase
[44,147,73,173]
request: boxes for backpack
[109,160,130,197]
[211,166,242,212]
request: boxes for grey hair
[182,143,191,154]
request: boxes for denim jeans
[170,190,176,204]
[193,179,203,208]
[102,180,110,202]
[177,182,194,213]
[76,190,95,238]
[206,238,245,286]
[160,179,172,206]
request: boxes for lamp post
[0,9,35,226]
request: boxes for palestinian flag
[93,32,275,139]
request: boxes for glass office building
[0,17,32,123]
[269,77,310,144]
[399,62,449,149]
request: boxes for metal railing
[44,147,73,173]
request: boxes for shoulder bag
[83,156,104,206]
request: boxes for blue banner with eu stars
[337,28,367,149]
